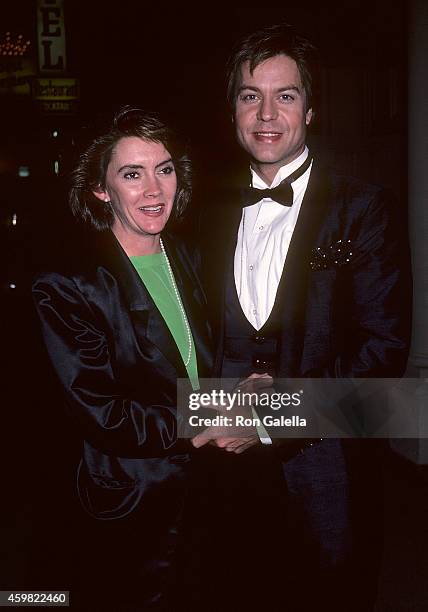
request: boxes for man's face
[234,54,313,184]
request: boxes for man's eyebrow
[237,84,302,94]
[117,158,173,173]
[237,85,259,95]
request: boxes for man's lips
[253,132,282,142]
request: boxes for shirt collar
[250,146,309,189]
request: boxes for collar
[251,146,310,189]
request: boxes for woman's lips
[137,204,164,216]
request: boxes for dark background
[1,0,407,188]
[0,0,409,297]
[1,0,417,606]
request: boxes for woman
[32,107,212,610]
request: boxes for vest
[221,260,280,378]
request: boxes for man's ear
[92,187,110,203]
[305,108,313,126]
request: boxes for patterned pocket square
[310,239,353,271]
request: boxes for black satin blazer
[33,230,212,520]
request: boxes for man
[194,23,411,611]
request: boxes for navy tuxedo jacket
[33,230,212,520]
[200,159,412,379]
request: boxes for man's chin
[247,144,288,164]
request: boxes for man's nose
[143,175,161,198]
[257,97,278,122]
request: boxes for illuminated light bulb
[0,32,32,56]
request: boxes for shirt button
[259,225,264,231]
[253,309,257,315]
[249,265,254,270]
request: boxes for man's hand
[191,373,273,452]
[235,372,273,393]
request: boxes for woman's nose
[143,176,161,198]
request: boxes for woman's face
[94,136,177,251]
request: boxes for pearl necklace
[159,237,192,367]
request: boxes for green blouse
[130,253,199,390]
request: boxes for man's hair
[69,106,191,231]
[226,23,319,112]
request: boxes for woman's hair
[226,23,319,113]
[69,106,191,231]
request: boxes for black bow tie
[241,155,313,207]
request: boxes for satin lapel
[274,161,333,376]
[161,235,213,377]
[96,231,187,377]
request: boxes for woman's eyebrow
[117,158,173,173]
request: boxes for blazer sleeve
[306,188,412,378]
[33,272,191,459]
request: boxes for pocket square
[310,239,353,271]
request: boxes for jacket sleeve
[32,272,191,458]
[306,188,412,378]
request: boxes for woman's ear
[92,187,110,203]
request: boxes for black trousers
[181,442,383,612]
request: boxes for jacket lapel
[95,230,189,378]
[274,159,333,375]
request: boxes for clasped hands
[191,373,273,454]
